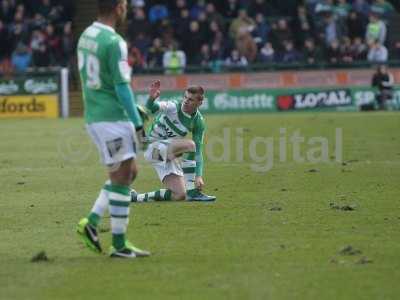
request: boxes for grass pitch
[0,112,399,300]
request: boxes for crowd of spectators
[0,0,398,74]
[0,0,74,73]
[125,0,399,73]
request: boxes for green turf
[0,112,399,300]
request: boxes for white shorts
[86,121,137,166]
[144,140,183,181]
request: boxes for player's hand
[195,176,204,190]
[149,80,161,101]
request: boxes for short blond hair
[186,86,204,101]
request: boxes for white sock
[182,159,196,191]
[90,180,111,217]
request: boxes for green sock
[134,189,172,202]
[88,212,100,227]
[112,233,125,250]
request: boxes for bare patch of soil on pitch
[31,251,51,263]
[330,203,357,211]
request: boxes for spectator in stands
[147,37,165,68]
[190,0,206,20]
[304,0,321,18]
[370,0,395,19]
[0,20,11,60]
[347,10,366,40]
[57,0,75,22]
[163,42,186,74]
[10,7,29,48]
[194,43,212,66]
[334,0,351,36]
[11,43,31,72]
[229,9,255,40]
[322,12,344,46]
[314,0,334,16]
[173,8,190,42]
[236,29,258,63]
[173,0,188,17]
[271,18,293,53]
[352,0,370,17]
[31,13,47,30]
[10,22,28,53]
[46,24,61,65]
[182,20,206,65]
[30,29,49,67]
[350,37,368,60]
[128,7,151,40]
[197,11,209,40]
[225,48,248,67]
[303,38,322,64]
[293,5,314,49]
[326,39,341,64]
[210,36,225,62]
[208,20,222,42]
[252,13,269,47]
[248,0,268,18]
[128,45,145,73]
[222,0,241,19]
[281,40,302,63]
[15,4,25,22]
[0,0,16,23]
[168,0,186,23]
[367,40,388,62]
[205,2,225,30]
[258,42,275,63]
[0,57,12,75]
[36,0,52,19]
[61,21,73,67]
[339,36,354,63]
[365,13,387,45]
[132,32,151,59]
[148,3,168,24]
[334,0,351,19]
[158,19,175,48]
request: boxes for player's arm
[145,80,175,114]
[382,73,394,88]
[192,117,206,188]
[115,83,143,129]
[109,39,143,129]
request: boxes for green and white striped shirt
[146,99,205,176]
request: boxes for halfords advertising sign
[0,95,59,118]
[0,75,59,118]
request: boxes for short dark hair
[97,0,122,15]
[186,86,204,101]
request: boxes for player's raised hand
[149,80,161,100]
